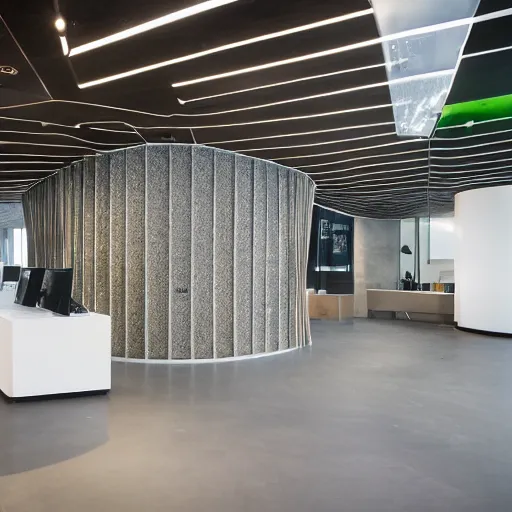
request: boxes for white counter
[0,305,111,401]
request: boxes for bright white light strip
[176,70,448,118]
[429,177,512,188]
[314,161,429,179]
[297,148,428,169]
[462,44,512,60]
[78,8,374,88]
[238,132,395,153]
[204,122,395,145]
[316,184,427,194]
[171,9,512,89]
[433,127,512,141]
[89,126,135,134]
[0,140,105,152]
[0,169,57,173]
[60,36,69,56]
[431,163,512,175]
[178,62,386,104]
[0,153,83,158]
[435,116,512,131]
[275,139,425,161]
[70,0,241,56]
[431,156,512,168]
[431,137,512,152]
[0,161,63,165]
[0,130,137,146]
[430,147,512,160]
[431,168,512,180]
[315,167,429,186]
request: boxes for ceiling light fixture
[296,148,428,169]
[309,158,429,177]
[54,17,66,33]
[204,122,395,145]
[177,62,389,104]
[60,36,69,56]
[76,8,374,88]
[275,139,425,162]
[70,0,241,57]
[238,132,395,153]
[430,147,512,160]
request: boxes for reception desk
[367,289,454,321]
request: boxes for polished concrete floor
[2,319,512,511]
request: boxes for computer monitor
[3,265,21,283]
[14,267,46,307]
[38,268,73,316]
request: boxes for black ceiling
[1,0,511,217]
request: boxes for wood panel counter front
[308,294,354,321]
[367,289,454,316]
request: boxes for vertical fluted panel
[278,168,290,350]
[146,146,170,360]
[191,146,214,359]
[109,151,127,358]
[72,162,84,303]
[169,146,192,360]
[213,150,235,359]
[63,167,74,270]
[252,159,267,354]
[265,163,280,353]
[125,146,146,359]
[234,155,254,357]
[23,144,315,360]
[288,174,297,348]
[94,155,110,315]
[83,158,96,310]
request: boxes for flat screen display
[14,267,46,307]
[3,265,21,282]
[38,268,73,316]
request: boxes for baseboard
[454,322,512,338]
[1,388,110,404]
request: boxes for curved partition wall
[22,145,315,359]
[455,185,512,335]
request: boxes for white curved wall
[455,185,512,333]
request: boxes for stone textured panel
[169,145,192,359]
[213,150,235,359]
[83,159,95,310]
[234,155,254,357]
[146,146,170,359]
[191,146,214,359]
[72,163,84,303]
[252,159,267,354]
[110,151,127,358]
[288,174,297,348]
[94,154,110,316]
[265,163,280,353]
[125,146,146,359]
[278,167,290,350]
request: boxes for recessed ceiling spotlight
[55,17,66,34]
[0,66,18,75]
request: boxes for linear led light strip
[430,147,512,160]
[315,167,429,187]
[431,137,512,152]
[315,184,428,195]
[0,161,63,165]
[275,139,425,162]
[77,8,374,88]
[431,168,512,180]
[170,8,512,89]
[70,0,241,56]
[431,163,512,175]
[431,156,512,168]
[297,148,428,169]
[0,169,58,173]
[0,152,82,158]
[0,140,105,152]
[313,160,429,180]
[204,121,395,145]
[433,127,512,141]
[178,62,387,104]
[0,130,138,146]
[429,177,512,188]
[238,131,395,153]
[435,116,512,132]
[177,70,449,117]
